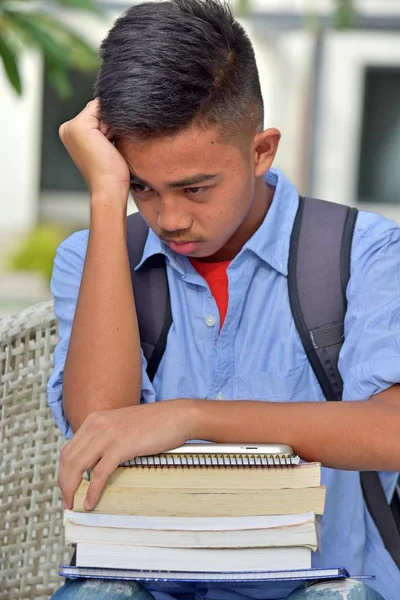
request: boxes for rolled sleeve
[47,230,155,438]
[340,213,400,401]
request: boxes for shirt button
[205,315,216,327]
[216,392,225,400]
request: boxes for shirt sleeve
[47,230,156,439]
[340,213,400,401]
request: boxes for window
[358,67,400,204]
[40,68,96,194]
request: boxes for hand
[58,399,193,511]
[59,99,130,202]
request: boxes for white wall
[260,31,314,189]
[0,52,43,234]
[231,20,315,188]
[252,0,400,16]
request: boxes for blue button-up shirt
[48,168,400,600]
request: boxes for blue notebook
[59,565,373,585]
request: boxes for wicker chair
[0,301,72,600]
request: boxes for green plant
[0,0,102,97]
[6,224,69,282]
[333,0,356,30]
[235,0,251,19]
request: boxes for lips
[168,240,193,245]
[167,240,200,255]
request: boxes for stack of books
[65,443,326,577]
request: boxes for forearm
[189,397,400,471]
[63,199,142,432]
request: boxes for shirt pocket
[233,364,324,401]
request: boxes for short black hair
[96,0,263,140]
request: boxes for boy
[48,1,400,598]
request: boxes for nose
[157,196,192,233]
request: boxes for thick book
[64,511,320,550]
[87,462,321,490]
[75,543,312,571]
[73,483,326,517]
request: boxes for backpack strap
[288,196,357,400]
[288,196,400,568]
[361,471,400,567]
[126,212,172,382]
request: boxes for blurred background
[0,0,400,316]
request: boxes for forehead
[117,125,246,182]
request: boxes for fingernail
[84,499,91,510]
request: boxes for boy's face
[117,124,279,261]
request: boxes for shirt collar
[135,167,299,276]
[242,168,299,276]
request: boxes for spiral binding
[121,453,299,469]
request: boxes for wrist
[90,195,128,225]
[180,399,210,442]
[90,190,129,213]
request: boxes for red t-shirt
[190,259,230,329]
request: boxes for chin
[197,246,228,261]
[190,249,214,259]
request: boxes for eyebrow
[129,171,220,189]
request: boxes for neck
[202,178,274,262]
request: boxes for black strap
[361,472,400,567]
[288,196,357,400]
[288,196,400,568]
[126,213,172,382]
[391,485,400,534]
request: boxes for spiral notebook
[120,443,300,469]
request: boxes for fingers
[99,121,110,135]
[57,411,125,510]
[82,98,113,139]
[58,431,104,510]
[59,98,103,143]
[84,452,124,510]
[58,444,83,510]
[84,98,100,116]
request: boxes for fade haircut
[96,0,264,141]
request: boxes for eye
[185,186,208,196]
[130,180,152,195]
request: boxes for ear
[253,128,281,177]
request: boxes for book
[73,483,326,517]
[75,543,312,572]
[90,461,321,490]
[59,566,353,584]
[66,445,326,581]
[64,511,320,550]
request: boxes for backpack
[126,195,400,568]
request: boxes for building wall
[252,0,400,15]
[314,30,400,223]
[0,53,43,233]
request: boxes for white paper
[64,510,316,531]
